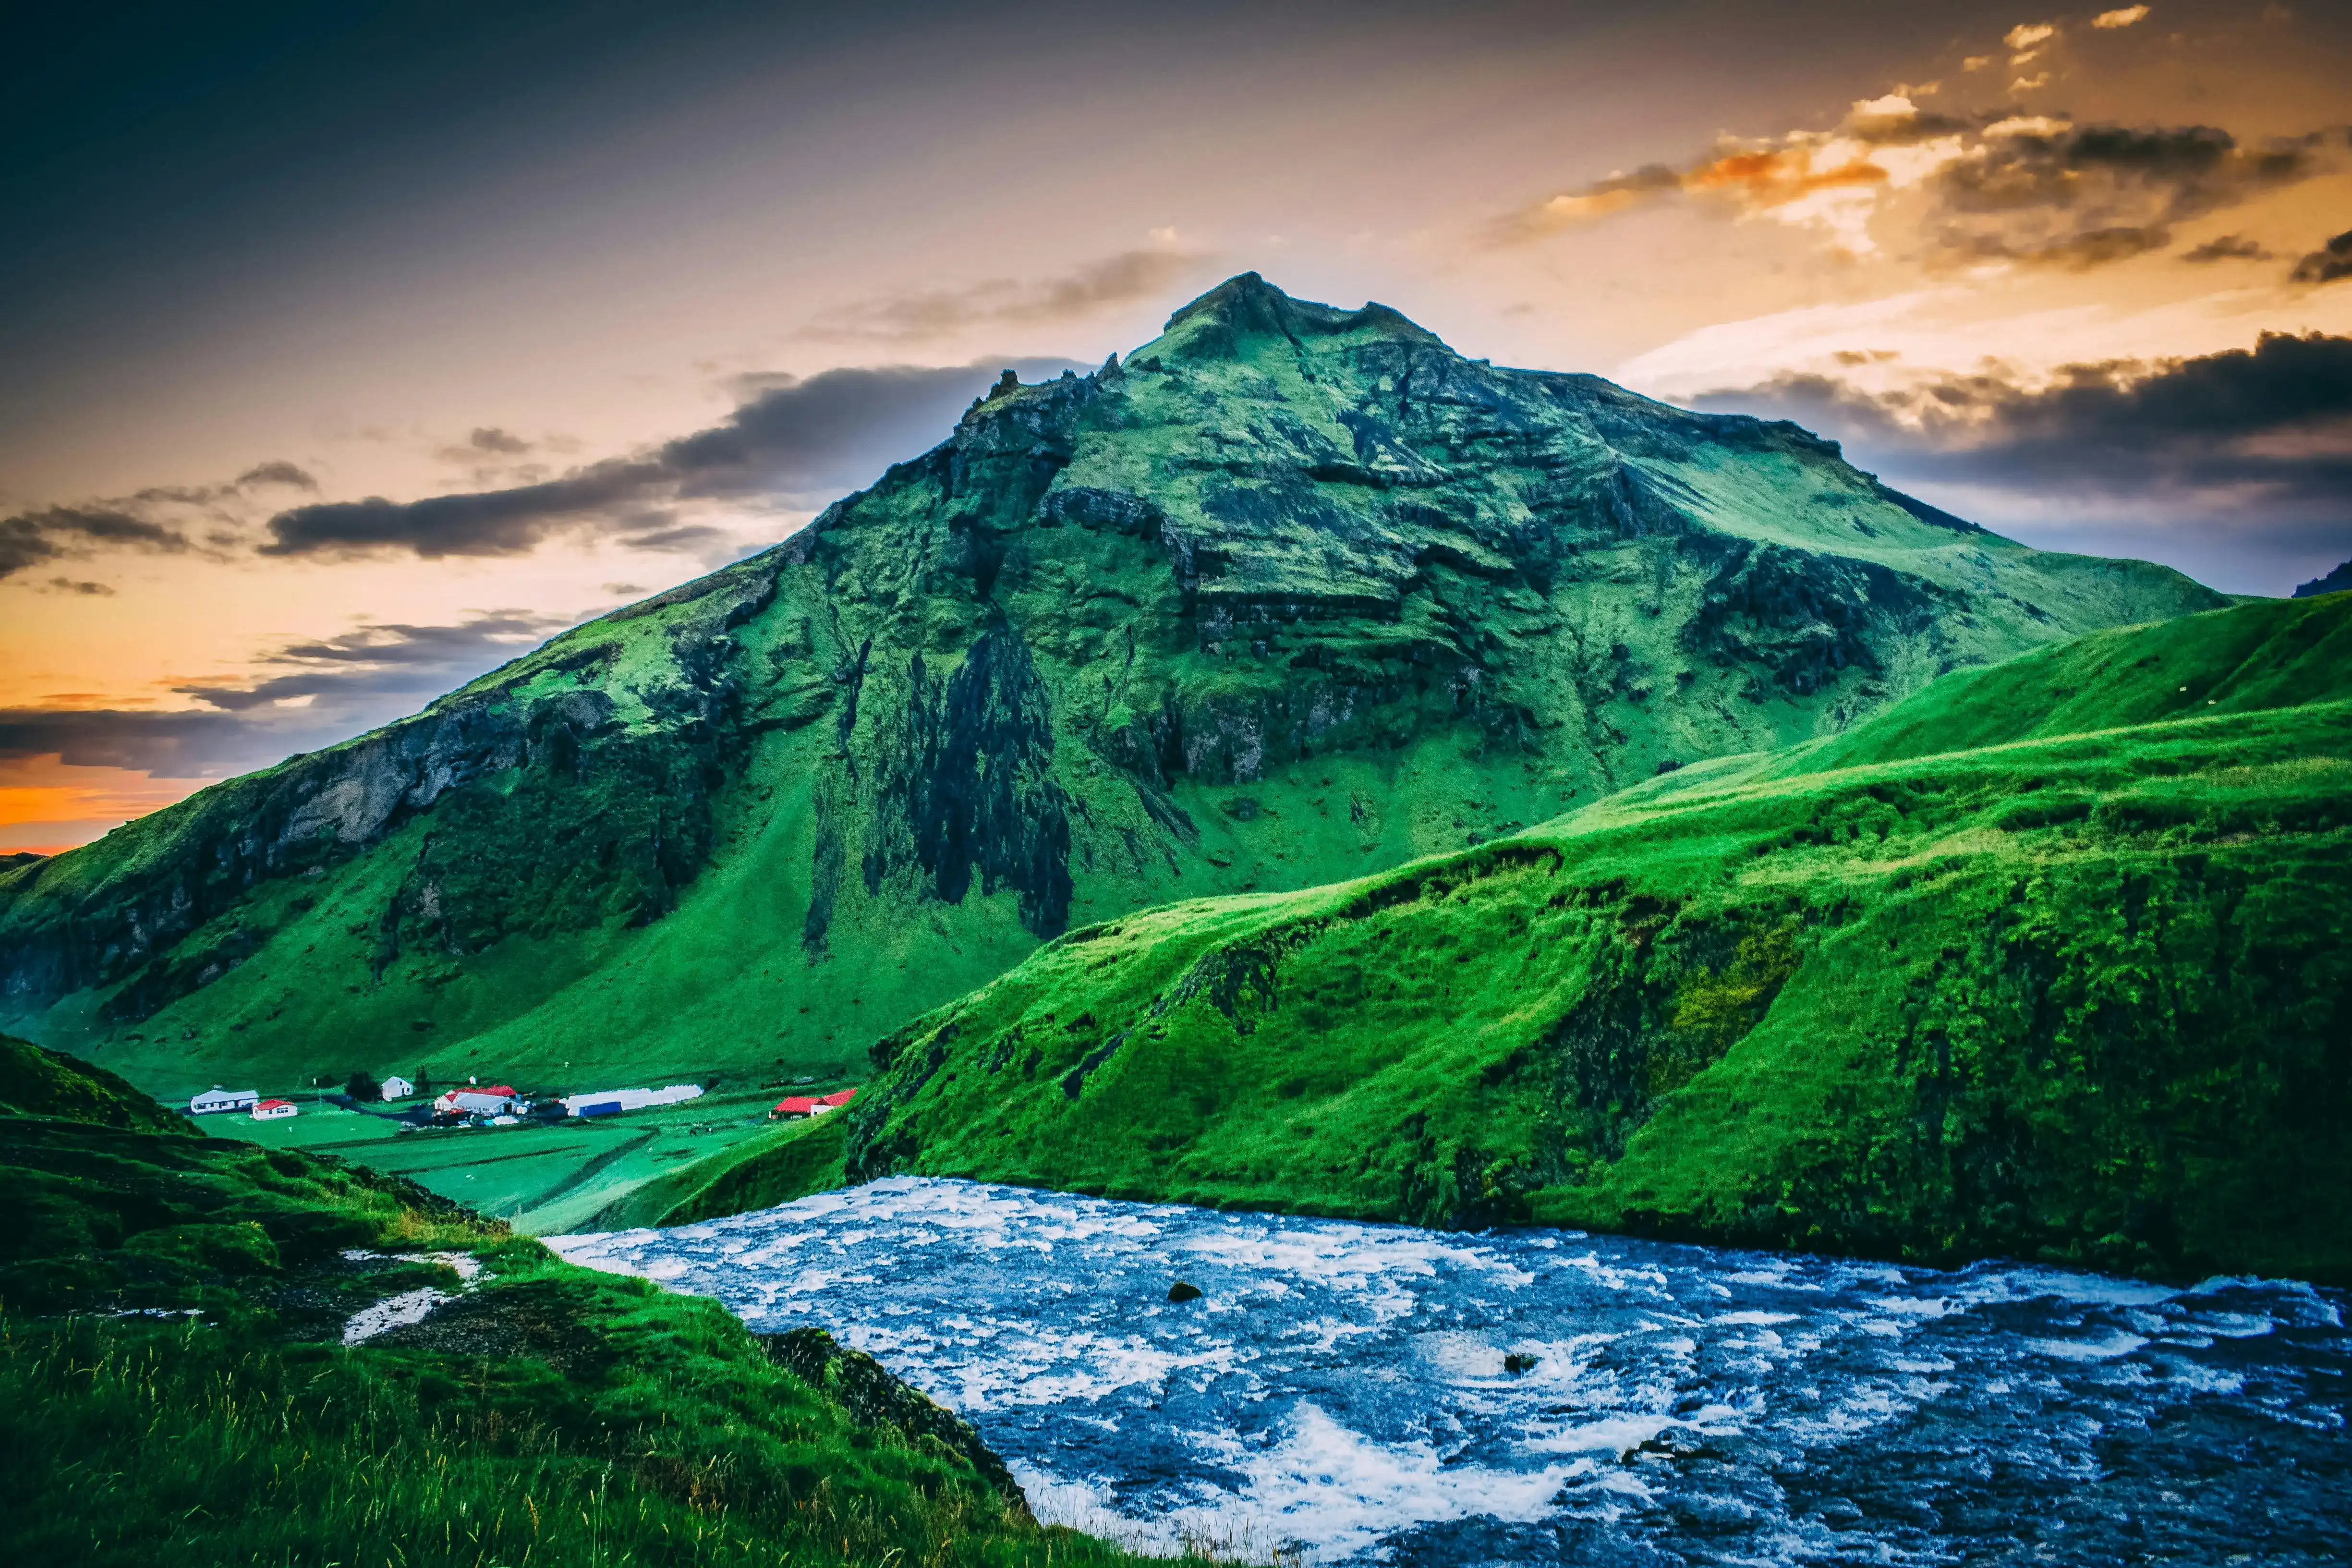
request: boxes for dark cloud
[467,427,531,455]
[2291,228,2352,285]
[0,505,189,581]
[261,460,669,558]
[2180,233,2273,263]
[0,613,579,785]
[1692,332,2352,591]
[0,706,265,779]
[1929,123,2328,267]
[235,460,319,489]
[1500,92,2342,269]
[260,357,1081,559]
[615,523,728,553]
[170,613,570,713]
[801,251,1217,343]
[44,577,116,596]
[1,462,334,581]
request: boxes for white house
[251,1098,298,1120]
[380,1075,415,1101]
[190,1087,258,1114]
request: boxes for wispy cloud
[0,505,193,583]
[800,250,1217,344]
[0,461,319,584]
[2180,233,2273,263]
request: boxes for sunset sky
[5,0,2350,852]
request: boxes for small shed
[380,1075,415,1101]
[251,1099,298,1120]
[190,1087,258,1115]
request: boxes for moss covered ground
[4,277,2220,1136]
[814,594,2352,1284]
[0,1035,1145,1567]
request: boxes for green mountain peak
[1146,270,1440,361]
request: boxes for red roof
[774,1096,819,1115]
[473,1085,516,1097]
[255,1098,295,1109]
[819,1088,858,1106]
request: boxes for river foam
[552,1177,2350,1566]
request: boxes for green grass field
[199,1081,844,1235]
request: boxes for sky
[4,0,2350,852]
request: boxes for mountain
[2295,559,2352,597]
[822,595,2352,1284]
[0,273,2223,1102]
[0,1035,1116,1565]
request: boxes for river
[550,1176,2349,1566]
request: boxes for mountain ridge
[1,273,2225,1120]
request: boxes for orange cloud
[1683,148,1891,207]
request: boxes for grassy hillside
[0,1035,1137,1567]
[2,274,2220,1114]
[816,595,2352,1284]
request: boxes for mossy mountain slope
[0,1035,1132,1567]
[1,273,2222,1101]
[825,595,2352,1285]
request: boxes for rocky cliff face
[0,274,2225,1091]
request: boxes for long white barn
[561,1084,703,1118]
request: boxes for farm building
[559,1084,703,1118]
[772,1087,857,1119]
[434,1085,519,1116]
[189,1087,258,1114]
[380,1075,415,1101]
[251,1099,298,1120]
